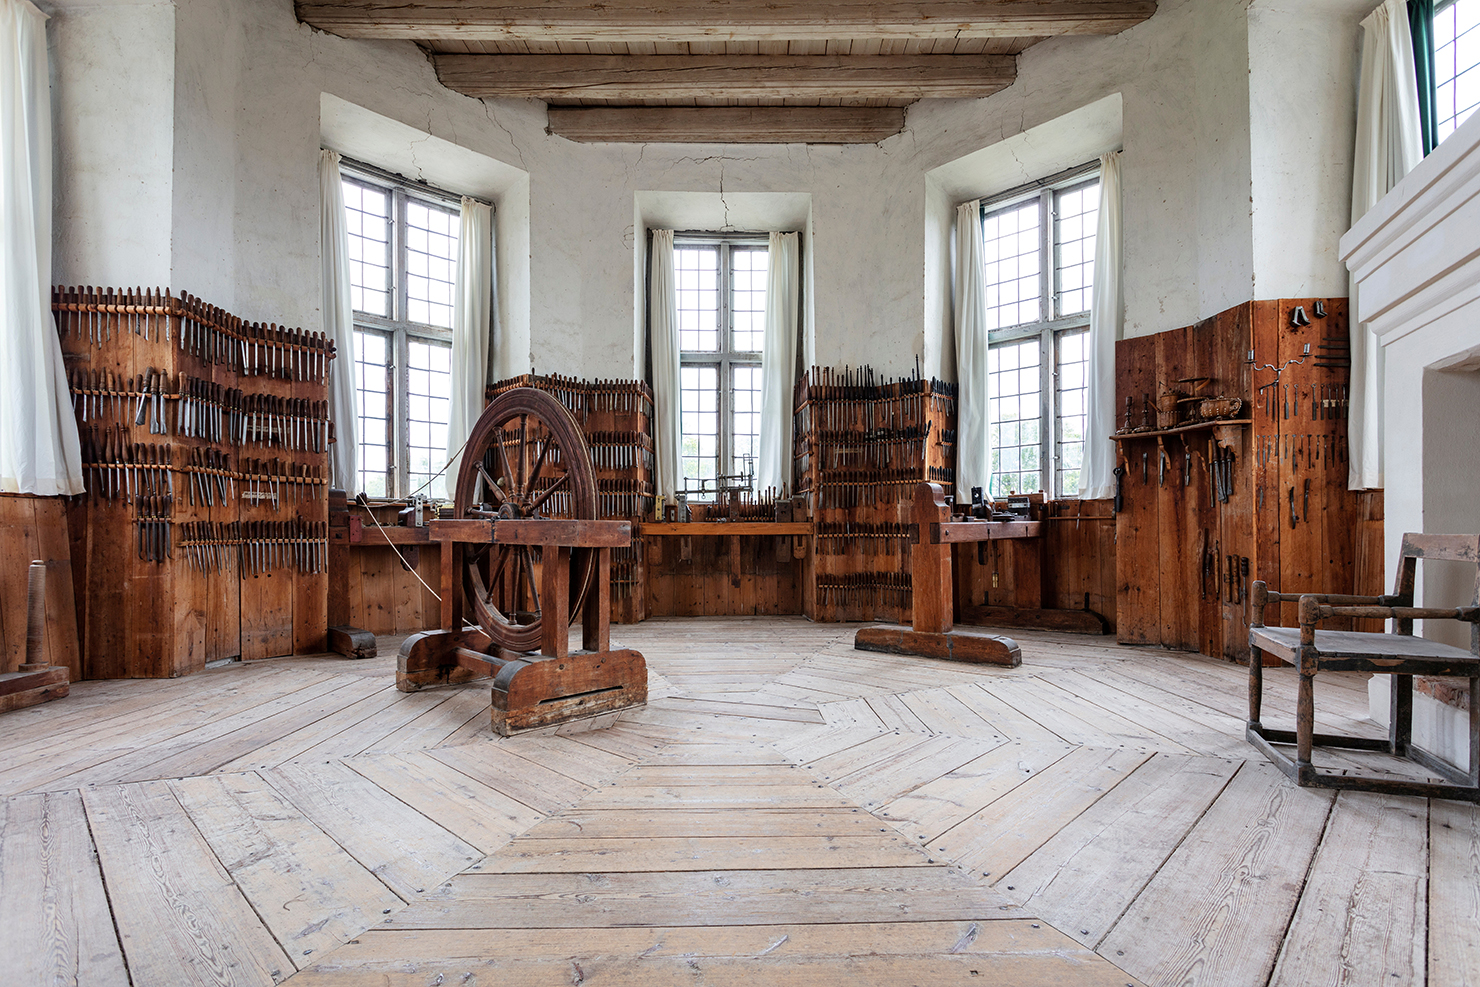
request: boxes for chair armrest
[1250,582,1383,628]
[1312,603,1480,623]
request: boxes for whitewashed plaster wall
[1247,0,1373,300]
[46,0,1372,384]
[1341,109,1480,765]
[48,0,177,288]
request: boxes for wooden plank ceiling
[295,1,1159,143]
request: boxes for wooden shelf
[640,522,812,536]
[1111,419,1251,441]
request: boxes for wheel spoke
[516,414,528,497]
[477,463,509,506]
[493,425,518,501]
[523,434,551,502]
[527,471,569,516]
[518,545,541,613]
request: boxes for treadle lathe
[397,387,647,735]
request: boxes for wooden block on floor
[0,666,69,713]
[328,625,377,659]
[493,648,649,736]
[853,626,1022,666]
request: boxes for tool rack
[793,364,958,623]
[1113,297,1384,663]
[487,373,654,623]
[55,286,332,677]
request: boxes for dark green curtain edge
[1410,0,1440,155]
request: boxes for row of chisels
[53,286,335,383]
[175,520,328,575]
[1259,382,1350,421]
[815,572,912,610]
[136,495,174,563]
[817,474,927,509]
[81,429,174,503]
[71,370,328,450]
[490,373,655,421]
[816,522,914,561]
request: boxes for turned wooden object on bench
[1247,532,1480,801]
[1,561,70,713]
[854,482,1024,666]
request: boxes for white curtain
[1348,0,1423,491]
[447,196,493,494]
[1080,151,1123,500]
[0,0,82,496]
[319,149,359,496]
[649,230,682,502]
[953,200,990,502]
[757,231,800,494]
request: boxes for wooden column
[540,545,570,658]
[583,547,611,653]
[911,483,953,634]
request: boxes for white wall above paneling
[47,0,1374,384]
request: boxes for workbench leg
[583,547,611,653]
[912,483,953,634]
[541,545,570,658]
[440,540,462,631]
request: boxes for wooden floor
[2,618,1475,986]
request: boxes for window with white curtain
[1434,0,1480,142]
[342,166,463,499]
[980,166,1100,499]
[674,235,768,502]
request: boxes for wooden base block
[0,666,70,713]
[398,627,495,691]
[328,625,378,659]
[958,605,1108,635]
[853,626,1022,666]
[490,648,648,736]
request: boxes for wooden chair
[1246,533,1480,802]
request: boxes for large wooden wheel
[453,388,597,653]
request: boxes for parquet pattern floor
[1,618,1475,986]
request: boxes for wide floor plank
[1428,799,1480,987]
[0,791,128,987]
[82,781,293,986]
[264,760,481,901]
[1269,792,1427,987]
[1099,762,1335,987]
[170,772,403,966]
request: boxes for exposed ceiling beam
[545,106,906,144]
[296,1,1158,42]
[434,53,1016,101]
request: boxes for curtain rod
[960,156,1106,209]
[334,152,492,209]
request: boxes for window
[343,167,464,500]
[980,167,1100,499]
[674,236,768,501]
[1435,0,1480,143]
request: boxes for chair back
[1394,533,1480,647]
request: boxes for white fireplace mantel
[1340,111,1480,344]
[1338,109,1480,766]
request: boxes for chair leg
[1469,674,1479,789]
[1390,673,1413,758]
[1248,646,1264,728]
[1297,666,1315,772]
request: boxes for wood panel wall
[643,534,805,617]
[952,499,1117,632]
[1115,299,1384,662]
[0,495,81,681]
